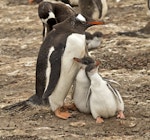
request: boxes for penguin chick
[85,61,125,123]
[85,31,103,50]
[38,1,75,40]
[35,14,104,120]
[78,0,108,20]
[72,56,95,113]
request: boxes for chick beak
[73,57,81,63]
[95,60,101,67]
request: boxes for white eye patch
[76,14,86,22]
[41,11,55,24]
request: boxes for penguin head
[69,14,104,30]
[85,31,103,40]
[93,32,103,38]
[85,32,93,40]
[85,60,100,76]
[73,56,95,68]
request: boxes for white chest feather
[44,47,54,92]
[41,11,55,25]
[49,33,86,111]
[73,69,91,113]
[89,74,124,119]
[86,37,101,49]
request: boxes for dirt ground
[0,0,150,139]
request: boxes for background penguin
[29,0,78,6]
[78,0,108,20]
[28,0,42,4]
[72,56,95,114]
[85,61,125,123]
[85,31,103,50]
[38,1,75,40]
[35,14,104,119]
[61,0,79,6]
[147,0,150,15]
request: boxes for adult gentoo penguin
[78,0,108,20]
[72,56,95,113]
[35,14,104,119]
[38,1,75,40]
[85,61,125,123]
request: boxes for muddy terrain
[0,0,149,139]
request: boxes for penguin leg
[117,110,125,119]
[63,103,78,111]
[96,116,104,123]
[54,107,72,120]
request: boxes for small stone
[70,121,86,127]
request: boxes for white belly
[87,38,101,50]
[73,69,91,113]
[90,82,118,119]
[49,34,86,111]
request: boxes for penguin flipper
[103,78,121,86]
[86,88,91,107]
[106,83,122,103]
[42,48,64,101]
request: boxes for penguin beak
[95,60,100,66]
[73,57,81,62]
[87,21,105,26]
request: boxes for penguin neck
[90,73,103,86]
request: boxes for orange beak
[88,21,105,26]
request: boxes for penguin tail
[2,95,44,112]
[2,100,30,112]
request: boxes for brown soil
[0,0,150,139]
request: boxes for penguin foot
[96,117,104,123]
[54,107,72,120]
[117,111,125,119]
[63,103,78,111]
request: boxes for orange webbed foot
[54,107,72,120]
[96,117,104,123]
